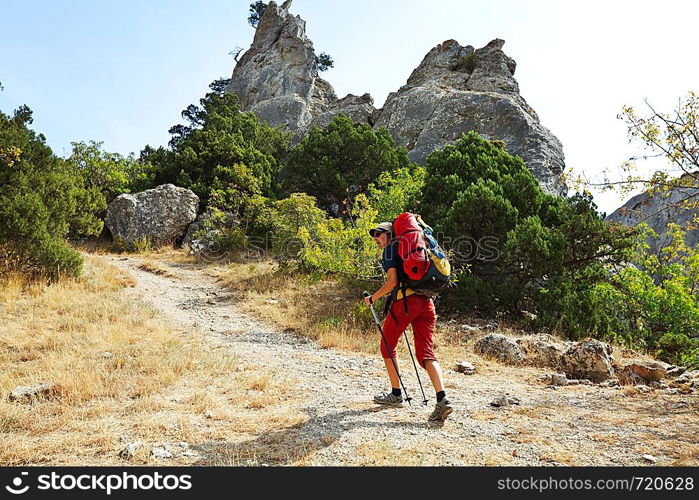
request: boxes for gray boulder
[516,334,564,369]
[561,339,614,382]
[473,333,524,364]
[105,184,199,247]
[374,39,567,196]
[605,171,699,252]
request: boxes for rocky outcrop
[225,3,567,195]
[225,0,344,138]
[306,93,376,130]
[516,334,565,369]
[561,339,614,383]
[605,171,699,252]
[617,361,668,385]
[105,184,199,247]
[474,333,524,364]
[374,39,567,196]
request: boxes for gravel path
[99,254,699,466]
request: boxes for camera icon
[5,472,30,494]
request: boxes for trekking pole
[401,327,429,405]
[363,291,412,406]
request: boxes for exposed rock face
[226,3,567,195]
[473,333,524,365]
[618,361,668,385]
[306,93,376,131]
[374,39,567,196]
[561,339,614,383]
[105,184,199,247]
[225,0,341,138]
[605,171,699,252]
[516,334,565,369]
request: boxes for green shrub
[283,114,412,213]
[0,106,104,280]
[367,166,426,222]
[66,140,156,203]
[604,223,699,366]
[141,81,288,212]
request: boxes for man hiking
[364,221,453,422]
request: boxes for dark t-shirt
[382,241,413,299]
[381,242,405,277]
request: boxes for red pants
[380,294,437,368]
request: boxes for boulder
[516,334,564,369]
[473,333,524,365]
[561,339,614,383]
[454,361,476,375]
[105,184,199,247]
[9,382,56,402]
[618,361,668,385]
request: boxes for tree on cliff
[575,91,699,225]
[248,1,267,28]
[315,52,334,72]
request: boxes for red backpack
[393,212,430,281]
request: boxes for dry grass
[137,260,177,278]
[208,260,379,354]
[205,259,493,365]
[354,438,432,466]
[0,255,305,465]
[73,236,198,265]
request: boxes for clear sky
[1,0,697,215]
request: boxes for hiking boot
[428,398,453,422]
[373,391,403,407]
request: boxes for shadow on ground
[191,404,445,465]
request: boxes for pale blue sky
[1,0,697,214]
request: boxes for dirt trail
[99,254,698,466]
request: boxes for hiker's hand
[364,295,374,307]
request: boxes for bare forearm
[372,268,398,302]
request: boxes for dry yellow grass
[354,438,432,466]
[0,255,305,465]
[207,260,379,354]
[137,260,177,278]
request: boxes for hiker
[364,221,453,422]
